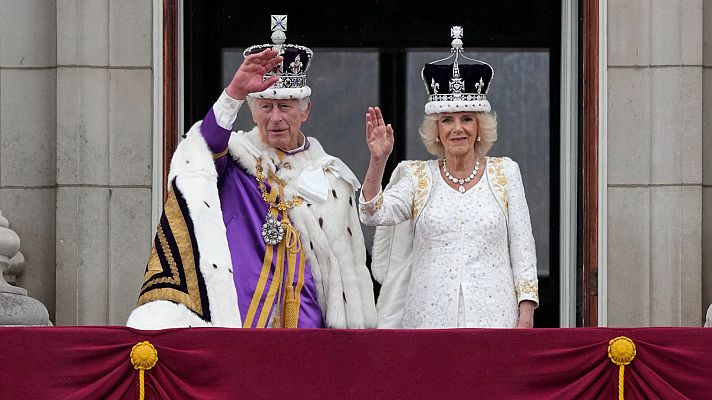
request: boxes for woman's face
[436,112,478,158]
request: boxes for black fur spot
[307,203,312,207]
[182,133,187,139]
[349,197,353,207]
[343,293,347,303]
[309,241,314,250]
[332,189,338,199]
[228,268,233,273]
[212,264,218,269]
[273,90,277,95]
[319,217,323,227]
[347,227,352,236]
[204,201,210,208]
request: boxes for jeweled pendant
[261,214,285,245]
[458,185,465,194]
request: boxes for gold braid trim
[212,148,229,159]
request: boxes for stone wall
[0,0,153,325]
[607,0,704,326]
[0,0,58,322]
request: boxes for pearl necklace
[442,158,480,194]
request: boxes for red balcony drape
[0,327,710,399]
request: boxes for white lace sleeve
[358,164,415,226]
[505,160,539,306]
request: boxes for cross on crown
[451,26,463,40]
[271,15,287,32]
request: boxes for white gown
[360,158,538,328]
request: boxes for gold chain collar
[255,157,304,211]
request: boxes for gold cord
[255,158,304,328]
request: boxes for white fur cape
[128,124,376,329]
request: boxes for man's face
[251,98,311,150]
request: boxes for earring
[477,136,481,142]
[435,137,440,142]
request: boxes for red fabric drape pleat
[0,327,709,399]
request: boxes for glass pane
[221,48,380,248]
[405,50,551,276]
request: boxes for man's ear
[301,101,312,122]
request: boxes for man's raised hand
[226,49,283,100]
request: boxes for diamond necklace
[442,158,480,194]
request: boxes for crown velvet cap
[421,26,494,115]
[243,15,313,100]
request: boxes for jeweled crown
[243,15,313,99]
[421,26,494,114]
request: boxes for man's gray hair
[246,96,311,112]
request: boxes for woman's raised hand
[226,49,283,100]
[365,107,394,165]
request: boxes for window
[180,0,569,327]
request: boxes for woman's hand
[226,49,284,100]
[365,107,394,165]
[516,300,536,328]
[361,107,394,202]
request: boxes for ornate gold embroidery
[364,192,384,215]
[409,161,429,220]
[137,184,204,317]
[488,157,509,212]
[516,280,539,298]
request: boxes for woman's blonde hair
[418,112,498,158]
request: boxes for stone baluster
[0,209,51,326]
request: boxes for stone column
[703,0,712,322]
[55,0,153,325]
[607,0,703,326]
[0,210,51,326]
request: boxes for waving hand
[365,107,394,164]
[226,49,283,100]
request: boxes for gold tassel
[284,286,298,328]
[130,341,158,400]
[607,336,636,400]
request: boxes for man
[127,16,376,329]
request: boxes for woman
[359,27,538,329]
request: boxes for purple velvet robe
[200,109,323,328]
